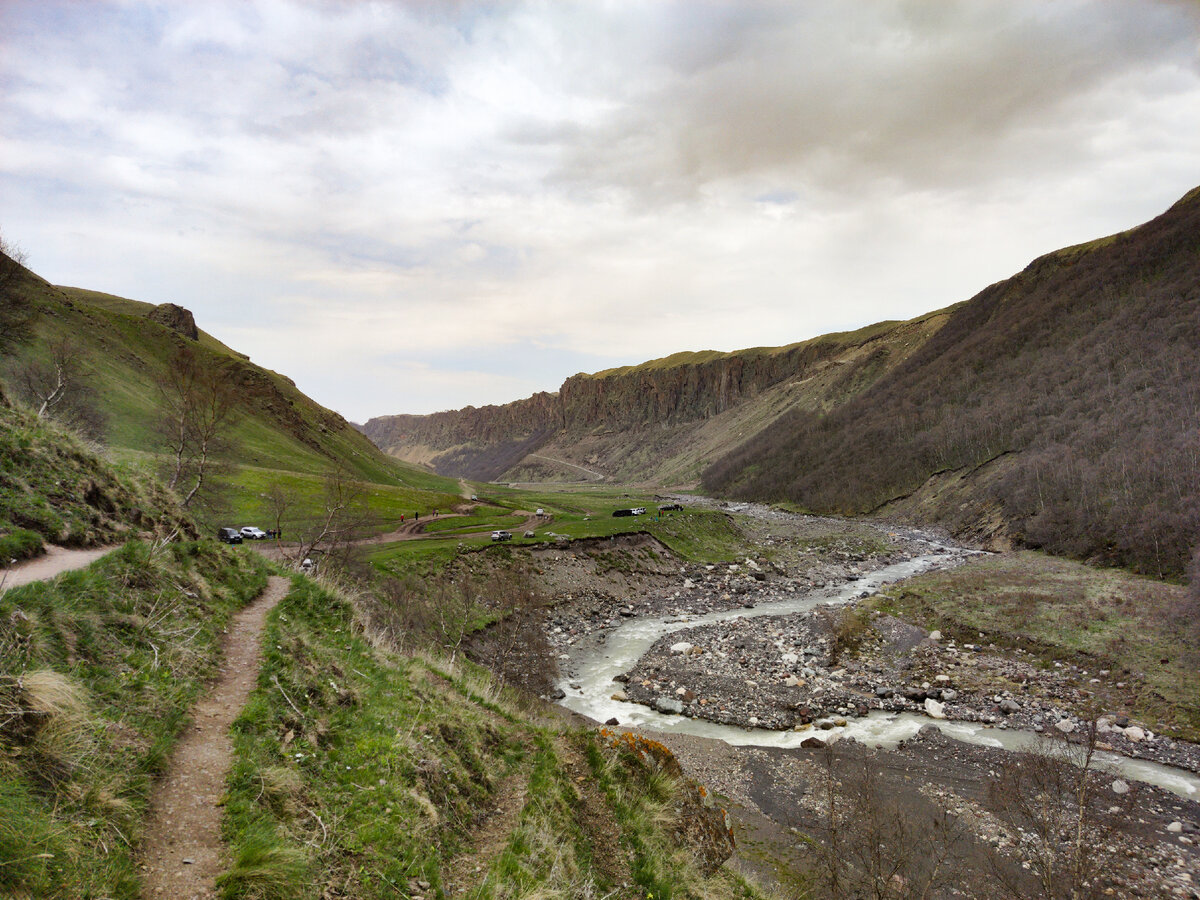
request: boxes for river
[557,548,1200,800]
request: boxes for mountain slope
[705,186,1200,578]
[0,259,462,521]
[361,306,956,485]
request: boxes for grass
[869,550,1200,740]
[0,401,191,549]
[0,538,269,899]
[221,574,767,899]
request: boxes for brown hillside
[704,186,1200,579]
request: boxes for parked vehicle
[612,508,635,517]
[240,526,268,540]
[524,530,536,538]
[659,503,683,511]
[491,530,513,541]
[217,527,243,544]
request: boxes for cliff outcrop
[361,310,950,482]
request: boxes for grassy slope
[0,541,269,898]
[870,550,1200,740]
[221,576,762,900]
[2,267,462,532]
[0,400,191,562]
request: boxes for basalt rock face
[360,319,937,482]
[146,303,199,340]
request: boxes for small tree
[10,337,106,440]
[289,469,376,572]
[266,482,295,543]
[158,345,240,508]
[988,719,1136,899]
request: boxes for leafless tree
[988,720,1136,899]
[10,336,106,440]
[809,743,968,899]
[289,469,376,572]
[158,345,240,508]
[266,482,295,544]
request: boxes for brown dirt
[0,544,114,592]
[139,575,290,900]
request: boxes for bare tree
[158,345,240,508]
[809,743,968,899]
[289,469,376,572]
[10,336,106,440]
[266,482,295,543]
[988,720,1136,899]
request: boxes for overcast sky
[3,1,1199,421]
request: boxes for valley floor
[491,500,1200,897]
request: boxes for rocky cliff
[361,310,951,483]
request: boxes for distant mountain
[360,308,956,485]
[705,187,1200,579]
[364,187,1200,579]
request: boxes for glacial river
[557,550,1200,800]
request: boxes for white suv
[240,526,268,540]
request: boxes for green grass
[0,401,191,549]
[0,539,269,899]
[221,575,767,899]
[870,550,1200,740]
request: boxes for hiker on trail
[415,512,419,521]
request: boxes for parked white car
[240,526,268,540]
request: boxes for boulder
[928,630,942,641]
[1124,726,1146,742]
[999,698,1020,715]
[655,696,685,715]
[924,698,946,719]
[670,641,694,655]
[1111,779,1130,795]
[1054,719,1076,734]
[611,691,629,702]
[147,302,199,340]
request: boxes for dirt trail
[140,575,290,900]
[0,544,114,592]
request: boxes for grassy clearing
[0,401,191,554]
[0,539,269,899]
[871,550,1200,740]
[221,575,767,899]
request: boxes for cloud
[2,1,1199,421]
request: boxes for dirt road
[0,544,114,592]
[139,575,290,900]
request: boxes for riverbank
[530,502,1200,895]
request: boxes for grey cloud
[550,1,1200,201]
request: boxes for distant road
[1,545,114,593]
[527,454,606,481]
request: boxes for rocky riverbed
[527,501,1200,895]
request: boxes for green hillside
[0,260,461,530]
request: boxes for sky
[2,1,1200,422]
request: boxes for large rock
[655,696,685,715]
[924,698,946,719]
[670,641,694,655]
[147,302,199,340]
[1124,725,1146,742]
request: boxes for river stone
[605,717,620,726]
[999,698,1020,714]
[1111,779,1130,795]
[800,735,826,749]
[924,698,946,719]
[1124,726,1146,742]
[1055,718,1076,734]
[549,688,566,700]
[928,630,942,641]
[611,691,628,701]
[670,641,694,655]
[655,697,685,715]
[781,652,799,665]
[1168,822,1184,833]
